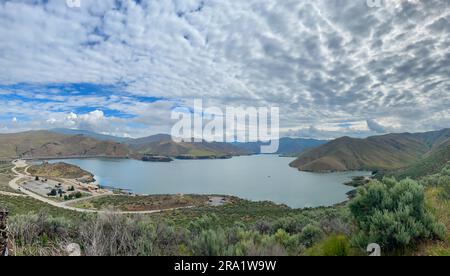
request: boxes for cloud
[0,0,449,138]
[366,119,386,134]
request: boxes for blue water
[49,155,370,208]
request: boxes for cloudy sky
[0,0,449,139]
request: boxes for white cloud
[0,0,449,138]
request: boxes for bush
[190,228,228,256]
[9,211,72,246]
[349,177,445,252]
[188,214,220,236]
[79,211,161,256]
[299,224,324,248]
[306,235,350,256]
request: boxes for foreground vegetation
[0,163,15,193]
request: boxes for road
[7,160,194,214]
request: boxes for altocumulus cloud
[0,0,448,138]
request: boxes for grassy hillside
[393,146,450,180]
[0,131,66,158]
[0,131,131,159]
[290,129,450,172]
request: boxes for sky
[0,0,449,139]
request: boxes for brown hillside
[290,129,450,172]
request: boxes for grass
[69,194,212,212]
[416,187,450,256]
[0,194,81,221]
[0,163,17,193]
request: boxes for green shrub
[188,214,220,236]
[190,228,228,256]
[299,224,324,247]
[305,235,350,256]
[321,235,350,256]
[349,177,445,252]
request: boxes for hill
[290,129,450,172]
[50,128,131,143]
[50,130,326,157]
[28,162,95,182]
[126,135,249,158]
[0,131,131,159]
[392,145,450,179]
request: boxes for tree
[349,177,445,252]
[47,189,57,197]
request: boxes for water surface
[50,155,369,208]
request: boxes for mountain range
[0,129,326,160]
[290,128,450,173]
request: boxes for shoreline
[11,157,371,212]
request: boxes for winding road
[7,160,194,214]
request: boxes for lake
[49,155,370,209]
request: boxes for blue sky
[0,0,449,138]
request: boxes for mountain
[290,129,450,172]
[49,130,326,157]
[50,128,132,143]
[126,134,249,158]
[232,137,327,156]
[0,131,131,159]
[393,145,450,179]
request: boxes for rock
[66,243,81,256]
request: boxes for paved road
[8,160,194,214]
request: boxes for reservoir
[50,155,369,209]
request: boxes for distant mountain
[290,129,450,172]
[125,134,172,147]
[0,130,131,159]
[233,137,327,156]
[49,129,326,157]
[126,134,249,158]
[50,128,132,143]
